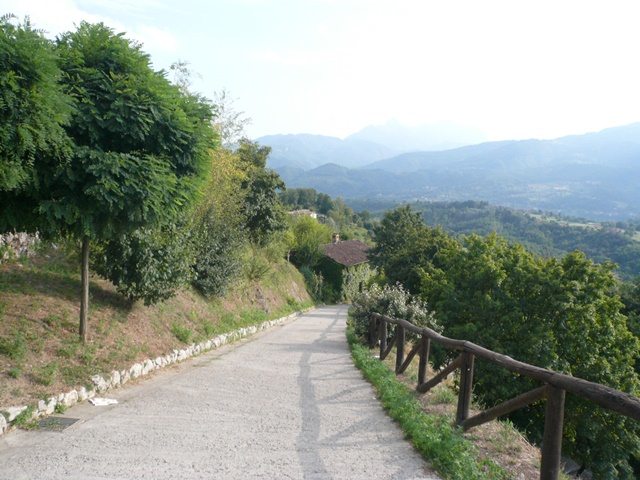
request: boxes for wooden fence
[368,312,640,480]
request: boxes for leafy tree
[370,206,457,292]
[0,16,72,234]
[417,234,640,477]
[288,215,332,267]
[236,139,286,244]
[11,22,215,341]
[190,147,246,297]
[0,15,71,193]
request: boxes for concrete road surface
[0,305,439,479]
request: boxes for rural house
[318,234,373,300]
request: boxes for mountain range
[259,122,640,221]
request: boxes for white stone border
[0,308,311,436]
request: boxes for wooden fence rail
[368,312,640,480]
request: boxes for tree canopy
[373,206,640,477]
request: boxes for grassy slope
[0,245,312,408]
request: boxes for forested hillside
[349,199,640,279]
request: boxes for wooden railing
[368,312,640,480]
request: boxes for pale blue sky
[5,0,640,141]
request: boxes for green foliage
[237,139,286,244]
[370,206,457,293]
[171,323,192,344]
[32,362,58,386]
[369,207,640,475]
[288,216,332,267]
[299,265,324,301]
[367,200,640,279]
[0,15,71,193]
[12,405,36,429]
[349,283,439,340]
[347,328,508,480]
[241,244,271,282]
[0,330,27,361]
[341,263,376,302]
[8,366,21,378]
[371,224,640,476]
[191,203,243,298]
[94,224,193,305]
[54,402,67,414]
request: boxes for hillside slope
[0,245,312,408]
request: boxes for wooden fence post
[456,352,475,425]
[379,318,387,359]
[395,325,405,373]
[368,314,378,348]
[540,385,565,480]
[417,337,430,386]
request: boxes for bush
[94,224,193,305]
[349,283,439,340]
[191,203,243,297]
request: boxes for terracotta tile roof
[322,240,370,267]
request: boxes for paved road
[0,305,438,479]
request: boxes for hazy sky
[5,0,640,141]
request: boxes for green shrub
[171,323,192,343]
[8,366,21,378]
[191,204,243,297]
[95,224,193,305]
[242,246,271,282]
[349,283,439,340]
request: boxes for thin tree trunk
[79,236,90,343]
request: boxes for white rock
[141,359,154,375]
[110,370,121,387]
[77,387,88,402]
[154,356,163,367]
[177,350,187,361]
[205,340,212,350]
[87,389,96,399]
[121,370,130,386]
[91,375,109,393]
[0,414,7,434]
[63,390,78,407]
[130,363,143,379]
[3,406,27,423]
[58,393,65,402]
[45,397,57,415]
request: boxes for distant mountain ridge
[257,133,399,170]
[274,123,640,221]
[346,120,487,152]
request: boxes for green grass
[347,328,509,480]
[12,405,37,429]
[0,331,27,361]
[171,323,193,343]
[32,362,58,386]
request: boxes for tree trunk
[79,236,90,343]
